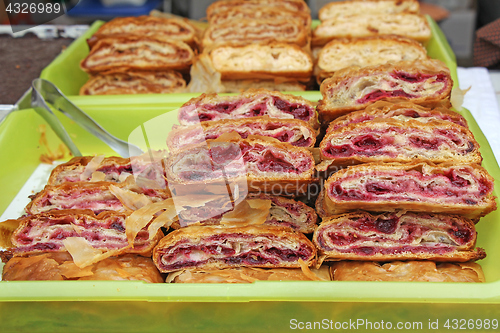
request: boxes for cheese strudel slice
[80,36,194,74]
[177,89,319,129]
[80,70,186,95]
[152,224,317,273]
[208,5,311,28]
[206,0,311,20]
[202,18,309,49]
[319,117,481,166]
[174,193,318,234]
[313,13,431,46]
[8,210,162,256]
[317,59,453,122]
[48,155,167,188]
[313,211,485,262]
[167,117,317,152]
[25,181,171,215]
[86,15,199,49]
[331,261,485,282]
[164,138,316,195]
[2,253,164,282]
[167,266,331,283]
[316,35,428,82]
[207,43,313,81]
[319,0,419,21]
[317,162,496,219]
[327,102,468,132]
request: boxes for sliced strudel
[206,0,310,20]
[87,15,199,49]
[313,13,431,46]
[167,117,317,152]
[319,117,481,165]
[152,224,317,273]
[317,162,496,219]
[313,211,485,262]
[8,210,162,256]
[80,70,186,95]
[318,0,419,21]
[316,35,428,82]
[25,181,171,215]
[317,59,453,122]
[331,261,485,282]
[80,36,194,74]
[177,89,319,129]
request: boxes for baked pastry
[208,5,311,28]
[174,193,318,234]
[152,224,317,273]
[313,13,431,46]
[202,18,309,49]
[167,266,331,283]
[316,35,428,82]
[80,70,186,95]
[80,36,194,74]
[317,162,497,219]
[48,154,167,188]
[177,89,319,129]
[206,43,313,81]
[86,15,199,49]
[2,252,163,282]
[25,181,171,215]
[167,117,317,152]
[318,0,419,21]
[8,210,162,256]
[164,138,316,195]
[327,101,468,132]
[331,261,485,282]
[317,59,453,122]
[313,211,485,262]
[206,0,311,20]
[319,117,481,166]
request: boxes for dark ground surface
[0,35,73,104]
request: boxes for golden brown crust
[319,117,482,166]
[202,18,309,49]
[208,5,311,28]
[2,252,163,282]
[207,42,313,81]
[80,36,194,74]
[9,209,163,257]
[313,210,484,262]
[318,0,419,21]
[88,15,199,49]
[153,224,317,273]
[326,101,469,132]
[316,35,428,82]
[177,88,319,129]
[167,117,317,152]
[317,59,453,123]
[80,70,186,95]
[25,181,171,215]
[206,0,311,20]
[313,13,431,46]
[320,162,497,219]
[331,261,485,282]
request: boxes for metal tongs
[30,79,144,158]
